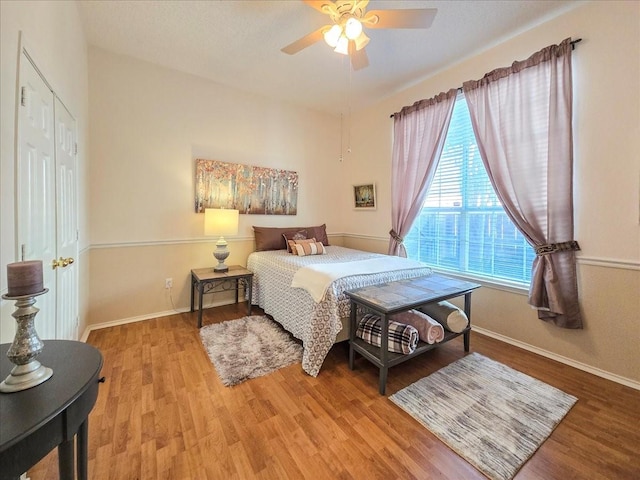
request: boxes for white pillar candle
[7,260,44,296]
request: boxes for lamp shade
[204,209,239,237]
[324,24,342,47]
[334,35,349,55]
[354,31,370,51]
[345,18,362,40]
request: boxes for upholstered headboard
[252,224,329,251]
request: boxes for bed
[247,233,432,377]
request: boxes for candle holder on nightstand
[0,288,53,393]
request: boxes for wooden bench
[346,274,480,395]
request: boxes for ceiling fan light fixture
[344,17,363,40]
[353,31,369,51]
[281,1,438,70]
[324,24,342,47]
[334,34,349,55]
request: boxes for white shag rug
[199,315,303,386]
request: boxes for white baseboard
[472,325,640,391]
[79,299,245,342]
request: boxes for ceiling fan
[281,0,438,70]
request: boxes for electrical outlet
[165,278,173,289]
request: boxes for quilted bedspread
[247,246,432,376]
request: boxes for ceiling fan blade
[303,0,337,16]
[364,8,437,29]
[281,26,326,55]
[349,43,369,70]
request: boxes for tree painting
[195,159,298,215]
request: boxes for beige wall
[87,234,344,325]
[0,0,90,343]
[86,48,343,325]
[343,1,640,385]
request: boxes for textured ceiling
[78,0,580,116]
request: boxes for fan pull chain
[347,57,352,155]
[339,113,344,162]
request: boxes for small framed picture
[353,183,377,210]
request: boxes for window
[405,93,535,286]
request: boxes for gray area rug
[199,315,303,386]
[389,352,577,480]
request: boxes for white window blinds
[405,93,535,285]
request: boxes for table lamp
[204,208,239,273]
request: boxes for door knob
[51,257,75,269]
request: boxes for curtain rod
[390,38,582,119]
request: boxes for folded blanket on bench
[356,313,419,354]
[391,309,444,344]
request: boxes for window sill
[428,267,530,296]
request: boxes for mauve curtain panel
[389,89,458,257]
[463,38,582,328]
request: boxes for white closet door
[54,98,78,340]
[16,51,57,339]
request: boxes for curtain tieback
[389,229,404,244]
[535,240,580,256]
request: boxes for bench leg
[379,367,388,395]
[349,343,355,370]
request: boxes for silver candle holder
[0,288,53,393]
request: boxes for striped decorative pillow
[294,241,326,256]
[288,237,316,255]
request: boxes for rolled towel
[356,313,418,354]
[418,301,469,333]
[391,309,445,344]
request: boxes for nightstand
[190,265,253,328]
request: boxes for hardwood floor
[28,303,640,479]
